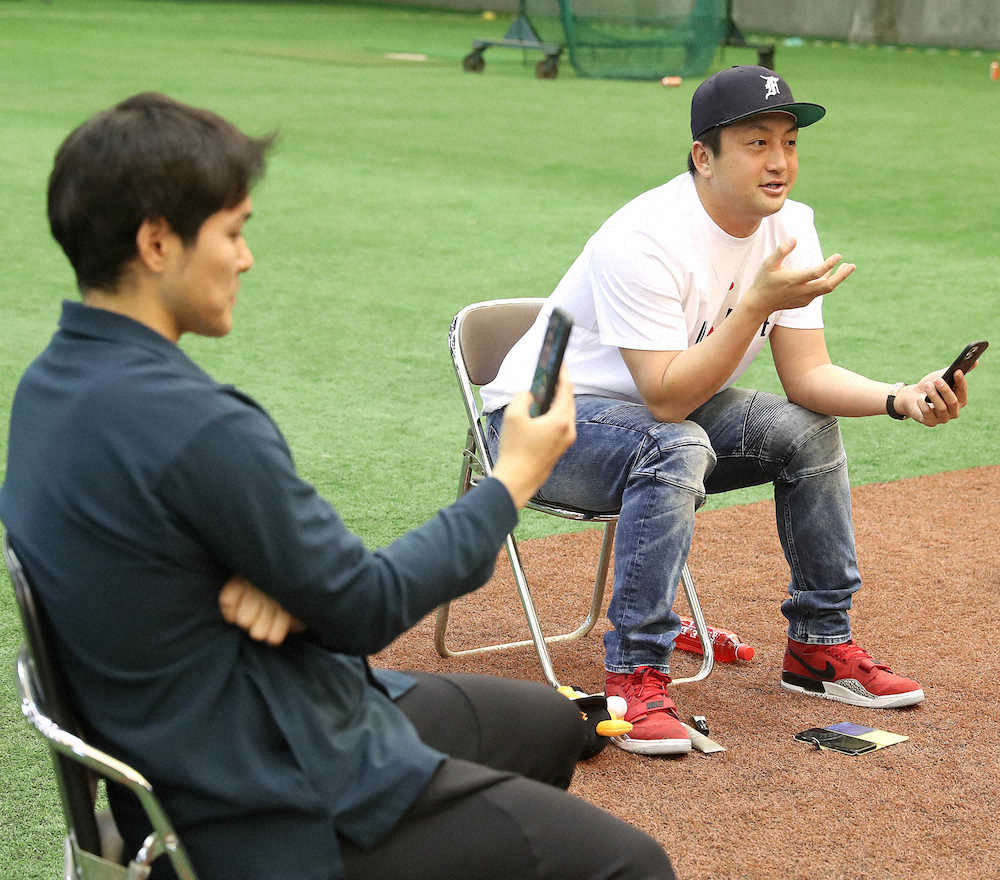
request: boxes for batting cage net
[536,0,728,80]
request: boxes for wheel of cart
[462,49,486,73]
[535,54,560,78]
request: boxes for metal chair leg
[671,563,714,684]
[434,520,715,688]
[434,521,615,688]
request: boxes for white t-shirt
[481,172,825,413]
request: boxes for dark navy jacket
[0,301,518,879]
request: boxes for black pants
[340,673,675,880]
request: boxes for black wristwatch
[886,382,907,420]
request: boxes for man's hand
[744,239,855,319]
[218,575,305,645]
[491,367,577,509]
[892,369,968,426]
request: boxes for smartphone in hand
[529,308,573,416]
[926,340,988,403]
[940,340,988,388]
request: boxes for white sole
[781,678,925,709]
[611,734,691,755]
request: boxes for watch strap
[886,382,907,420]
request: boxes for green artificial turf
[0,2,997,875]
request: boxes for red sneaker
[781,638,925,708]
[604,667,691,755]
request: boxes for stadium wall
[380,0,1000,50]
[731,0,1000,50]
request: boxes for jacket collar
[58,299,190,361]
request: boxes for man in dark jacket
[0,93,674,879]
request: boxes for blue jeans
[486,388,860,674]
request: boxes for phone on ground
[529,308,573,416]
[926,340,988,403]
[793,727,877,756]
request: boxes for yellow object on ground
[596,719,633,737]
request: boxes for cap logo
[761,75,781,99]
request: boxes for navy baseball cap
[690,65,826,139]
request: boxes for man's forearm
[784,362,899,417]
[636,301,772,421]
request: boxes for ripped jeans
[486,388,860,674]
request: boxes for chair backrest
[3,532,105,857]
[4,532,199,879]
[451,298,544,388]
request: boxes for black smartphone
[925,340,988,404]
[529,308,573,416]
[940,340,988,389]
[793,727,877,755]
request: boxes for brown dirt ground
[375,466,1000,880]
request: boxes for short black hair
[687,125,723,175]
[48,92,275,293]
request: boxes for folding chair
[3,532,199,880]
[434,298,714,689]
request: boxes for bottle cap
[736,644,755,661]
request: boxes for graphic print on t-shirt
[695,281,740,344]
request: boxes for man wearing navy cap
[481,66,972,755]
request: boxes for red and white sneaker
[781,638,925,709]
[604,666,691,755]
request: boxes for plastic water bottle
[674,617,755,663]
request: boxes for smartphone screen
[794,727,878,755]
[529,308,573,416]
